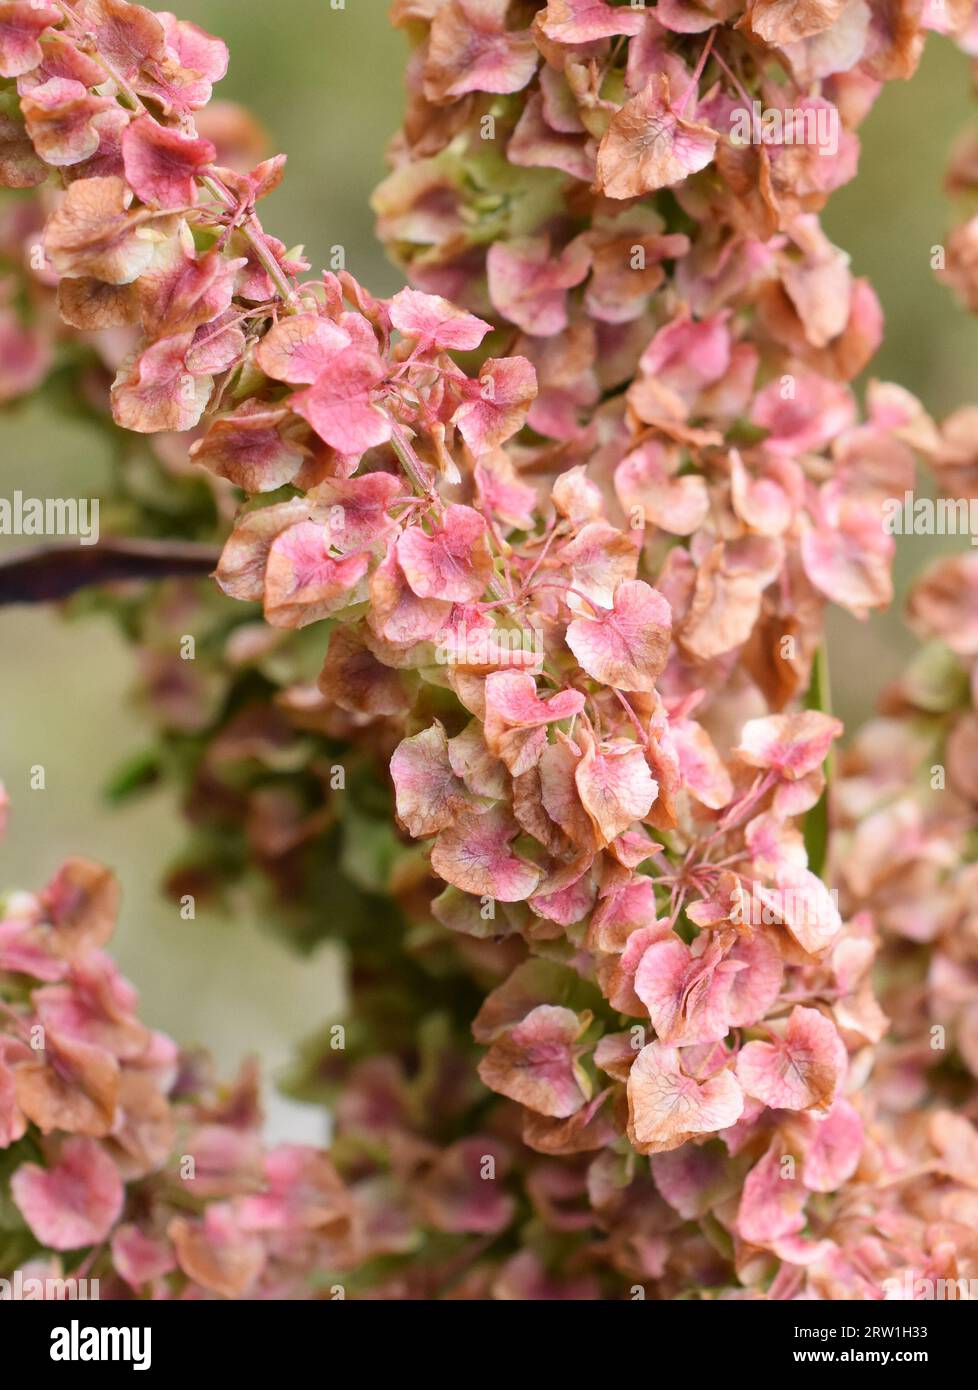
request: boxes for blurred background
[0,4,974,1138]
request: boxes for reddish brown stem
[0,540,221,604]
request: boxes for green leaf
[104,747,163,803]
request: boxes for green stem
[387,419,438,500]
[200,174,298,307]
[803,642,833,879]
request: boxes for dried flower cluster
[0,810,354,1297]
[1,0,978,1300]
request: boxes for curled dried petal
[736,1005,847,1111]
[596,75,717,200]
[431,804,541,901]
[11,1138,123,1250]
[478,1004,591,1118]
[566,580,672,692]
